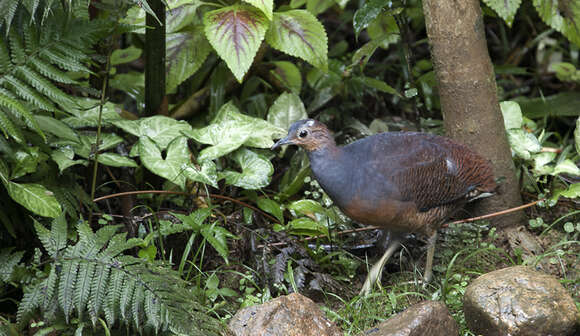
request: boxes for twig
[92,190,280,224]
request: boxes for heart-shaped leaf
[113,115,193,149]
[482,0,521,27]
[220,148,273,189]
[139,136,189,189]
[182,160,219,188]
[185,102,285,161]
[204,4,269,82]
[266,10,328,70]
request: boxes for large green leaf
[139,136,190,189]
[533,0,580,47]
[113,115,193,149]
[34,115,79,142]
[220,148,273,189]
[267,92,308,131]
[62,99,123,128]
[203,4,269,82]
[5,182,62,218]
[353,0,395,37]
[500,101,523,129]
[182,160,219,188]
[166,27,212,93]
[516,92,580,118]
[185,102,285,161]
[483,0,521,27]
[243,0,273,20]
[269,61,302,94]
[266,10,328,70]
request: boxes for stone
[228,292,342,336]
[463,265,579,336]
[362,300,459,336]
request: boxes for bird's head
[271,119,334,152]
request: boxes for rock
[463,266,579,336]
[362,300,459,336]
[228,292,342,336]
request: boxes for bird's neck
[307,144,351,207]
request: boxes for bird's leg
[359,231,402,296]
[423,231,438,284]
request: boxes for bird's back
[314,131,495,235]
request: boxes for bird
[271,119,496,295]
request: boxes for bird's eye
[299,130,308,138]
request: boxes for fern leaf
[0,108,23,142]
[144,290,161,331]
[88,264,111,325]
[40,48,89,73]
[33,219,53,256]
[104,266,125,326]
[42,267,58,310]
[74,261,95,320]
[3,75,55,111]
[0,1,20,34]
[17,66,75,108]
[30,57,76,84]
[58,246,81,322]
[131,285,144,330]
[0,38,10,73]
[0,248,24,283]
[119,276,136,321]
[16,279,44,324]
[7,30,26,64]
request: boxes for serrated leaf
[266,10,328,70]
[139,136,189,189]
[166,28,212,93]
[500,101,524,129]
[267,92,308,130]
[243,0,273,20]
[5,181,61,217]
[533,0,580,47]
[184,101,285,161]
[220,148,273,189]
[204,4,269,82]
[270,61,302,94]
[483,0,521,27]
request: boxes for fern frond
[7,30,26,64]
[0,1,19,34]
[131,285,144,329]
[0,108,23,142]
[17,66,75,108]
[74,261,95,320]
[144,290,161,331]
[119,276,136,321]
[16,278,44,324]
[30,57,76,84]
[59,246,81,322]
[3,75,55,111]
[0,248,24,283]
[42,267,58,310]
[88,264,111,324]
[104,266,125,326]
[39,48,89,73]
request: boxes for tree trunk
[145,0,167,116]
[422,0,525,228]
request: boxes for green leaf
[552,159,580,176]
[575,117,580,155]
[482,0,521,27]
[51,147,87,173]
[287,199,326,217]
[533,0,580,47]
[243,0,273,20]
[270,61,302,94]
[560,183,580,198]
[266,10,328,70]
[507,129,541,160]
[220,148,273,189]
[532,152,556,175]
[5,182,62,218]
[201,224,236,264]
[97,153,138,168]
[353,0,392,37]
[182,160,219,188]
[203,4,269,82]
[267,92,308,131]
[500,101,523,129]
[306,0,334,16]
[34,115,79,142]
[139,136,189,189]
[111,46,142,66]
[357,76,400,97]
[185,102,285,161]
[166,27,212,93]
[367,12,399,49]
[287,217,328,236]
[113,115,193,149]
[516,92,580,118]
[257,198,284,224]
[63,99,123,128]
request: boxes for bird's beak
[271,136,294,150]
